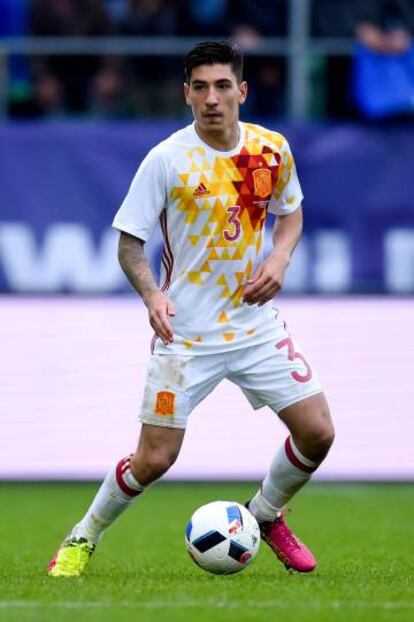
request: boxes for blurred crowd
[1,0,413,120]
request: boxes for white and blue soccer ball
[185,500,261,575]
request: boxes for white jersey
[113,121,303,355]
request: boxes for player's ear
[184,82,190,105]
[239,81,248,105]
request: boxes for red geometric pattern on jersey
[231,146,281,231]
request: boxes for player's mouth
[203,112,223,119]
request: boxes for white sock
[249,436,319,522]
[72,455,145,545]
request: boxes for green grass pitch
[0,482,413,622]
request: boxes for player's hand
[242,254,289,306]
[145,290,175,345]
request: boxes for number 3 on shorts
[276,337,313,383]
[223,206,241,242]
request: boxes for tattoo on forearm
[119,234,158,299]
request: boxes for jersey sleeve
[268,138,303,216]
[112,146,168,241]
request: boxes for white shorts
[138,325,323,429]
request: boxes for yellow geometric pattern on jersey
[169,124,297,345]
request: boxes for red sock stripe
[115,456,142,497]
[284,437,315,474]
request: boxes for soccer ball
[185,500,260,575]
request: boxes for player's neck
[194,122,240,152]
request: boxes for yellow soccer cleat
[48,537,95,577]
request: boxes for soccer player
[48,41,334,577]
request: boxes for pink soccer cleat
[259,512,317,573]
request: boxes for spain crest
[155,390,175,416]
[252,168,272,198]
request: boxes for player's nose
[205,88,219,105]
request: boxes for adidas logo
[193,182,210,197]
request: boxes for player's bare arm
[243,207,303,306]
[118,232,175,344]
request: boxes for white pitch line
[0,600,413,610]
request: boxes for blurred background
[0,0,413,482]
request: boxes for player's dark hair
[184,41,243,83]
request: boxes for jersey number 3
[223,206,241,242]
[276,337,313,383]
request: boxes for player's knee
[132,447,178,482]
[295,429,334,464]
[313,422,335,454]
[147,452,174,478]
[312,400,334,446]
[295,409,335,461]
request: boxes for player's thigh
[228,332,323,414]
[139,353,225,430]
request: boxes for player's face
[184,64,247,134]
